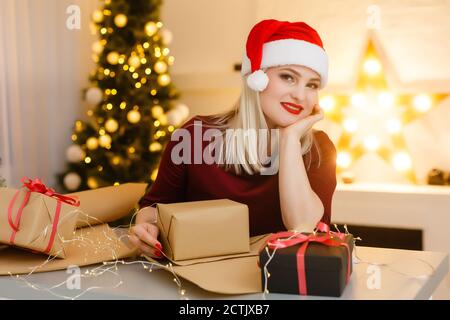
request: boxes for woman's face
[259,65,321,129]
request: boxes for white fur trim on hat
[246,70,269,91]
[241,39,328,89]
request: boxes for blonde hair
[201,76,320,175]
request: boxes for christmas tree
[58,0,189,192]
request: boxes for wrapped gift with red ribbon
[0,177,80,258]
[258,222,354,297]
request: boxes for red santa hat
[241,19,328,91]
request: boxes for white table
[0,246,447,300]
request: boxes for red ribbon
[7,177,80,254]
[262,222,351,295]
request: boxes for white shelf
[337,182,450,195]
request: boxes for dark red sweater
[139,115,337,236]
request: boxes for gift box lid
[260,234,354,272]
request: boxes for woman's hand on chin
[279,104,324,142]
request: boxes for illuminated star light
[320,37,449,183]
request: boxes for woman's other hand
[129,206,163,259]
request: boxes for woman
[129,19,337,259]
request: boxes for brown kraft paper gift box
[0,183,148,275]
[0,181,80,258]
[156,199,250,261]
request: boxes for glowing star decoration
[341,89,404,152]
[321,36,449,183]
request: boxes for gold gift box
[157,199,250,261]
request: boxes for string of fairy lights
[318,39,448,183]
[5,215,436,299]
[6,211,188,300]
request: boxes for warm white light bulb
[351,93,366,108]
[337,152,352,169]
[145,21,158,37]
[98,134,112,147]
[413,94,432,113]
[392,152,412,171]
[378,92,395,109]
[364,58,381,75]
[157,74,171,86]
[105,118,119,133]
[319,96,335,113]
[343,118,358,133]
[127,110,141,124]
[363,135,380,151]
[114,14,127,28]
[92,10,103,23]
[386,118,402,134]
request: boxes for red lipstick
[280,102,304,115]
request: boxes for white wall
[1,0,450,187]
[160,0,257,116]
[163,0,450,93]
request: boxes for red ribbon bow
[7,177,80,255]
[21,178,80,207]
[262,222,351,295]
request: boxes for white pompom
[246,70,269,91]
[66,144,85,163]
[85,87,103,105]
[64,172,81,191]
[167,110,183,126]
[175,103,189,120]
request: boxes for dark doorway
[334,224,423,250]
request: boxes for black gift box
[259,233,354,297]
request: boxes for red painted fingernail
[155,250,162,258]
[155,243,162,251]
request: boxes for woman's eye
[280,73,295,82]
[308,83,319,89]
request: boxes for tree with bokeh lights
[58,0,189,192]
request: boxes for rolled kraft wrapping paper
[68,183,148,228]
[145,234,270,294]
